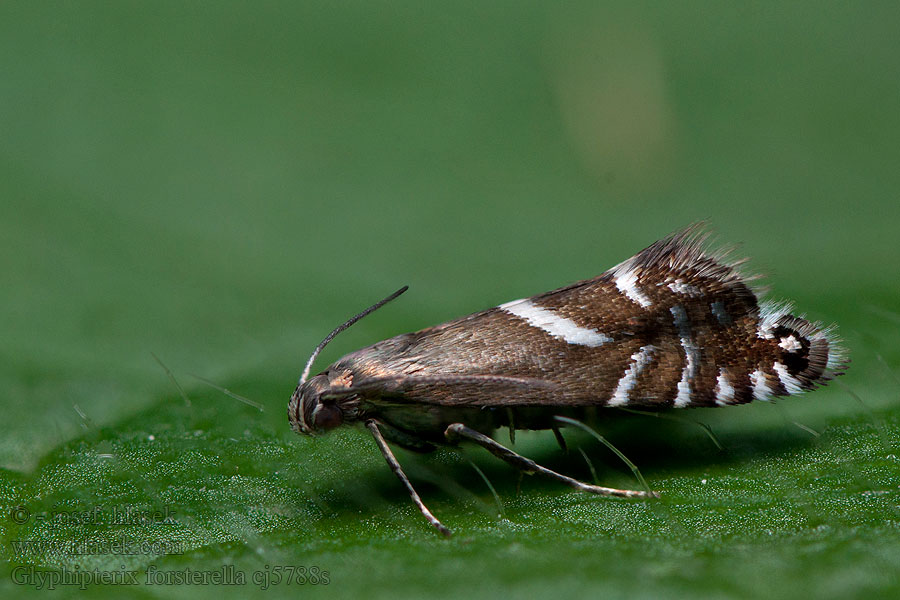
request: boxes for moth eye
[313,403,343,432]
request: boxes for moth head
[288,373,349,435]
[289,286,408,437]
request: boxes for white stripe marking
[715,370,735,406]
[773,361,805,395]
[750,369,772,401]
[499,298,613,347]
[779,335,803,353]
[668,279,702,297]
[671,305,698,408]
[674,374,692,407]
[674,343,698,408]
[608,345,656,407]
[615,268,653,308]
[757,301,792,339]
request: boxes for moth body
[287,225,847,535]
[289,226,845,443]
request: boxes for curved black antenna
[299,285,409,386]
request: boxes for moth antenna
[299,285,409,386]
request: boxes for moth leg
[365,420,452,537]
[444,423,657,499]
[552,426,568,454]
[505,407,517,445]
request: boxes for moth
[288,225,846,536]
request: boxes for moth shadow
[348,409,821,510]
[556,409,820,474]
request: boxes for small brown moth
[288,225,846,536]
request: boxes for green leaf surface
[2,1,899,598]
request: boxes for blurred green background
[1,1,898,598]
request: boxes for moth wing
[332,224,845,409]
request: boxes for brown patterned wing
[330,225,847,409]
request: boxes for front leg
[366,420,452,537]
[444,423,658,499]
